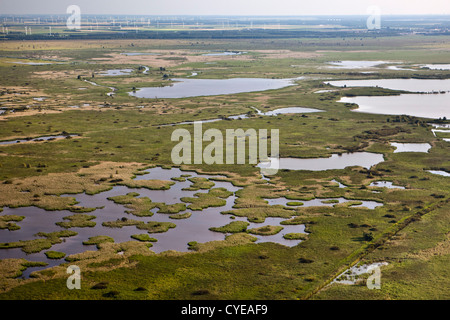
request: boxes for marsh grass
[102,218,176,234]
[130,234,158,242]
[44,251,66,259]
[0,230,77,254]
[283,233,308,240]
[0,214,24,231]
[169,212,192,219]
[183,177,215,191]
[82,235,114,248]
[181,187,232,211]
[108,193,156,217]
[248,225,283,236]
[56,214,96,228]
[209,221,249,233]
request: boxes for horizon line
[1,13,450,17]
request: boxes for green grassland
[0,33,449,300]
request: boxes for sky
[0,0,449,16]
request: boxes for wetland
[0,14,449,301]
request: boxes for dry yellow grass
[0,161,162,210]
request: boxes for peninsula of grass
[334,200,364,208]
[0,230,77,254]
[283,233,309,240]
[0,215,24,231]
[248,225,283,236]
[171,176,186,182]
[209,221,249,233]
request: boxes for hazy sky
[1,0,449,15]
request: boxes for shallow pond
[12,61,53,66]
[128,77,299,99]
[265,197,382,209]
[202,51,246,56]
[390,143,431,153]
[0,167,308,276]
[257,152,385,171]
[158,106,322,127]
[315,90,337,93]
[98,69,134,76]
[329,79,450,93]
[326,61,390,69]
[330,79,450,119]
[255,107,323,116]
[0,134,78,146]
[121,52,160,56]
[0,165,384,277]
[427,170,450,177]
[421,64,450,71]
[369,181,405,189]
[332,262,388,285]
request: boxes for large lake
[129,77,299,99]
[329,79,450,119]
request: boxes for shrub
[192,289,210,296]
[298,257,314,264]
[102,290,120,298]
[363,231,374,241]
[91,282,109,290]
